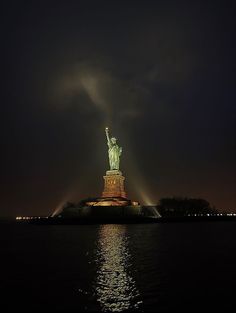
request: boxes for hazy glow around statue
[105,127,122,171]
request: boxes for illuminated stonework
[86,198,130,206]
[102,170,127,199]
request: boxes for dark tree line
[157,197,217,217]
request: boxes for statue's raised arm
[105,127,111,146]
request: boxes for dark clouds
[0,0,235,216]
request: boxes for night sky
[0,0,235,217]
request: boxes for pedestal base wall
[102,170,127,198]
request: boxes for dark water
[1,222,236,312]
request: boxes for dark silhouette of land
[23,196,236,225]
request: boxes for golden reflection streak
[94,225,141,312]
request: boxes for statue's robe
[108,142,121,170]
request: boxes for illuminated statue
[105,127,122,170]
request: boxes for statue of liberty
[105,127,122,170]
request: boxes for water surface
[1,222,236,312]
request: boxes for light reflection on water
[94,224,142,312]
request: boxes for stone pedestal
[102,170,127,198]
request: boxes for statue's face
[111,137,117,144]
